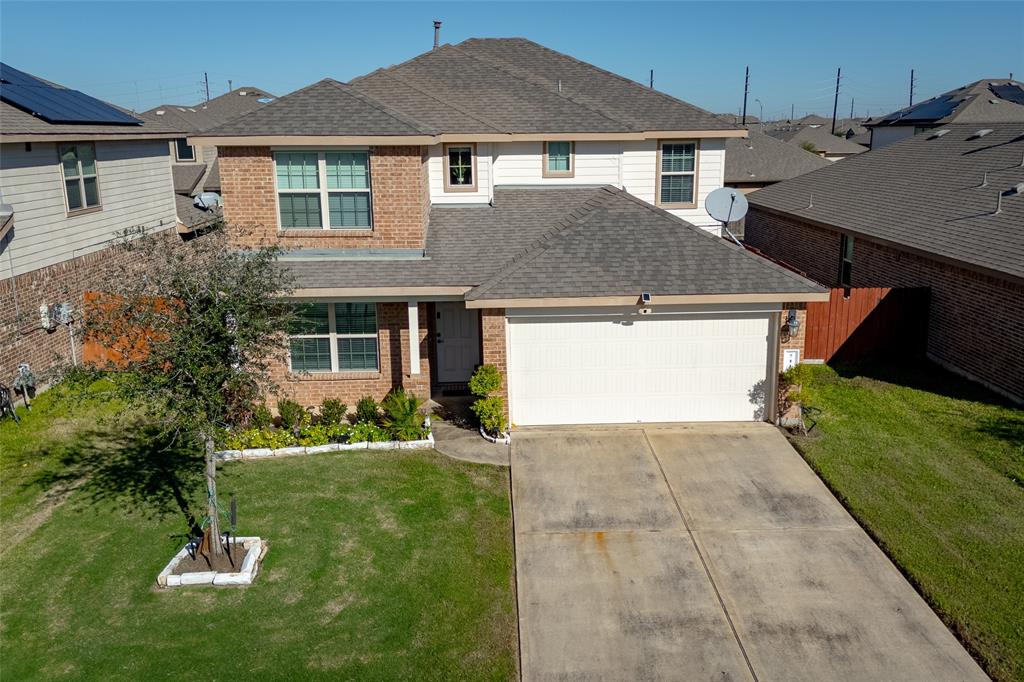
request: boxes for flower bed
[157,536,267,587]
[216,427,434,461]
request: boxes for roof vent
[928,129,950,139]
[155,109,165,115]
[1006,182,1024,196]
[239,90,248,96]
[969,128,994,139]
[989,99,1001,104]
[257,97,274,104]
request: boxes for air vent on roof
[257,97,274,104]
[155,110,165,115]
[990,99,1001,104]
[1007,182,1024,196]
[928,129,950,139]
[969,128,994,139]
[239,91,247,96]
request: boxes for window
[175,138,196,161]
[274,150,373,230]
[839,234,854,289]
[657,141,697,207]
[59,143,100,212]
[444,143,476,191]
[543,141,574,177]
[288,302,378,373]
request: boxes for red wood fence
[804,287,929,362]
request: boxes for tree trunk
[204,434,223,556]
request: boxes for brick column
[779,303,808,368]
[480,308,509,419]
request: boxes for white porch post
[407,300,420,375]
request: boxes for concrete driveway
[511,423,987,682]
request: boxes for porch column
[407,300,420,374]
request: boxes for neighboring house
[765,124,868,161]
[191,37,828,426]
[744,123,1024,403]
[140,87,275,232]
[724,129,831,192]
[0,63,182,380]
[867,78,1024,149]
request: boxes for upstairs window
[175,138,196,161]
[444,143,476,191]
[288,302,379,373]
[839,234,854,289]
[275,150,372,230]
[59,143,100,213]
[657,141,697,207]
[543,141,574,177]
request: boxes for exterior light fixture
[786,309,800,336]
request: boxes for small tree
[73,225,293,555]
[800,142,819,154]
[469,364,507,436]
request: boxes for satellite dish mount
[704,187,749,247]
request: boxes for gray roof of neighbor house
[747,123,1024,282]
[0,64,183,140]
[203,38,739,138]
[869,79,1024,128]
[725,130,831,184]
[175,194,222,231]
[766,124,868,156]
[139,86,275,133]
[281,185,825,300]
[171,164,207,194]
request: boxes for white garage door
[507,313,772,425]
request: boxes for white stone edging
[215,426,434,461]
[157,536,267,588]
[479,425,511,445]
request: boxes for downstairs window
[288,302,378,373]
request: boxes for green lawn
[787,362,1024,682]
[0,389,517,680]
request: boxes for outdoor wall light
[786,309,801,336]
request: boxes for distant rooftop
[725,129,831,184]
[869,79,1024,128]
[140,86,275,133]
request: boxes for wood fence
[804,287,929,362]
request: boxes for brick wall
[778,304,807,369]
[480,308,509,419]
[270,302,431,409]
[0,228,180,385]
[219,145,429,249]
[746,208,1024,401]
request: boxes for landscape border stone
[157,537,267,588]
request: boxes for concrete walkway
[511,423,987,682]
[431,421,510,466]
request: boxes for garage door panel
[508,314,771,425]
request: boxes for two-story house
[0,63,183,382]
[192,38,827,426]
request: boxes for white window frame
[287,302,379,373]
[273,149,373,231]
[655,139,699,209]
[542,141,574,178]
[443,143,477,192]
[58,142,101,214]
[174,138,196,162]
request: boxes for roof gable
[725,130,831,183]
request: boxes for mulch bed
[172,542,249,575]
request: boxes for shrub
[223,427,296,450]
[355,396,380,424]
[319,398,347,426]
[349,421,390,443]
[277,399,307,433]
[469,364,502,398]
[297,422,350,446]
[250,403,273,429]
[471,396,507,436]
[381,389,426,441]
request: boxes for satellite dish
[705,187,749,224]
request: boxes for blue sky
[2,1,1021,119]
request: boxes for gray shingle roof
[1,94,182,138]
[765,125,868,155]
[283,186,824,300]
[870,79,1024,128]
[171,163,206,194]
[175,194,221,230]
[725,130,831,184]
[205,38,739,137]
[747,123,1024,281]
[140,86,275,133]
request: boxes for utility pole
[204,72,210,105]
[850,98,855,119]
[909,69,916,107]
[649,69,654,89]
[830,67,841,135]
[228,79,233,92]
[791,103,794,121]
[741,66,749,125]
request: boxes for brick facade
[270,302,431,409]
[778,304,807,370]
[480,308,509,419]
[0,228,181,385]
[746,208,1024,401]
[219,145,429,249]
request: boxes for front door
[436,302,481,383]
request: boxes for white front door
[507,312,772,425]
[436,302,481,383]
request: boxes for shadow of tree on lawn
[24,421,205,536]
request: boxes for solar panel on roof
[0,62,141,125]
[990,83,1024,106]
[882,94,961,123]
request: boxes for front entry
[435,302,481,383]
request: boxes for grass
[0,389,517,681]
[787,362,1024,682]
